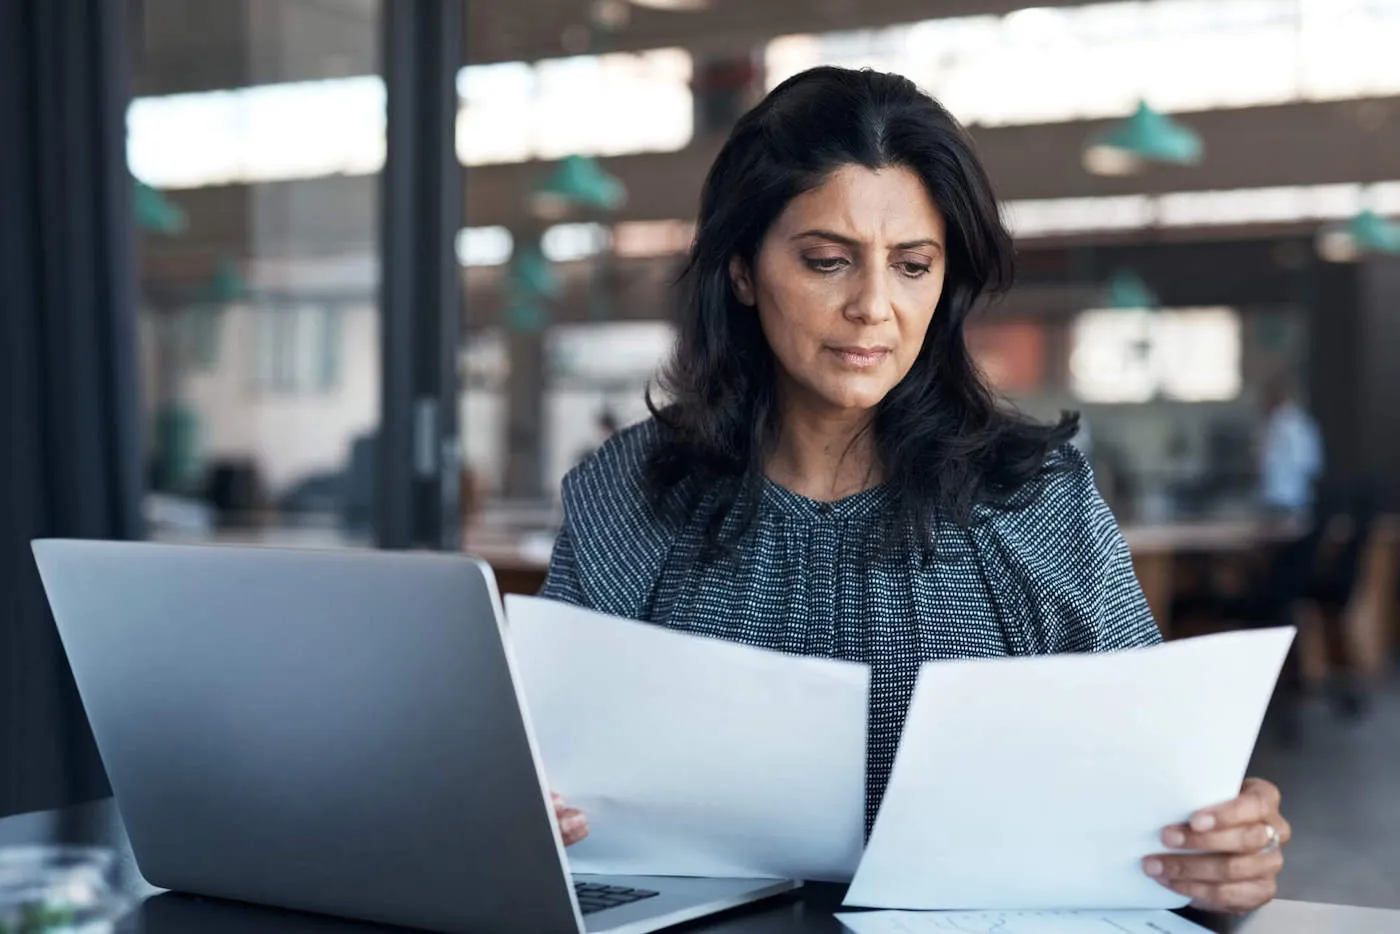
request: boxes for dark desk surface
[4,800,1397,934]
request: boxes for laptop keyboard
[573,881,661,915]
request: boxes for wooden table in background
[467,534,551,597]
[1124,516,1400,678]
[1123,520,1300,640]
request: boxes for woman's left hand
[1143,777,1290,913]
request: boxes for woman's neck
[765,397,881,502]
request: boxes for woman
[541,66,1289,913]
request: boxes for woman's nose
[845,266,894,324]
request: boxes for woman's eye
[897,262,931,278]
[804,256,848,273]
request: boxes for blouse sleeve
[538,524,586,605]
[970,444,1162,655]
[536,419,676,620]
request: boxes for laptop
[31,539,798,934]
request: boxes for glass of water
[0,847,130,934]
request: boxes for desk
[1121,520,1300,640]
[1123,517,1400,673]
[2,800,1395,934]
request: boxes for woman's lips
[828,346,891,368]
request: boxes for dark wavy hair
[645,66,1076,556]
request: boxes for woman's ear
[728,255,755,307]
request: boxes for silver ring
[1259,824,1280,855]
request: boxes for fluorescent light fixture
[628,0,710,9]
[1004,181,1400,239]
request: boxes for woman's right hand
[552,792,589,846]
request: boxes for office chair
[1299,486,1377,720]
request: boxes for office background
[2,0,1399,909]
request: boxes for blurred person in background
[597,407,619,440]
[574,406,622,465]
[1258,376,1323,520]
[540,67,1291,912]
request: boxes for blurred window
[131,49,692,189]
[545,322,675,390]
[247,306,344,394]
[456,322,675,507]
[457,220,696,268]
[768,0,1400,126]
[1005,196,1157,239]
[1070,308,1242,404]
[541,223,612,262]
[1006,180,1400,239]
[459,329,508,502]
[456,49,693,166]
[129,77,386,189]
[457,226,514,267]
[134,0,385,541]
[543,322,675,495]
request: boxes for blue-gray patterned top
[540,418,1161,829]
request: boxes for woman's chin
[814,384,893,414]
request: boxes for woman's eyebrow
[791,228,860,246]
[791,229,942,252]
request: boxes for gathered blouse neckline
[759,475,888,521]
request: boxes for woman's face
[731,163,947,418]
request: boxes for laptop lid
[32,539,585,934]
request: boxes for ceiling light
[1083,102,1204,176]
[627,0,710,10]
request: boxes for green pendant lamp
[508,244,560,298]
[183,260,248,368]
[154,403,203,492]
[200,259,249,303]
[1102,268,1159,310]
[530,155,627,219]
[135,179,188,234]
[1316,209,1400,263]
[1083,102,1204,176]
[504,244,560,333]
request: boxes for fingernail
[564,815,587,833]
[1144,859,1164,877]
[1163,829,1186,848]
[1191,813,1216,832]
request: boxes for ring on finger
[1258,823,1280,855]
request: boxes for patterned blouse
[540,418,1161,831]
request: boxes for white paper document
[845,628,1295,910]
[504,594,869,881]
[836,909,1210,934]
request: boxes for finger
[1166,878,1278,913]
[1241,777,1282,810]
[560,811,589,847]
[1145,849,1283,885]
[1275,813,1293,847]
[1189,785,1275,833]
[1160,821,1277,853]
